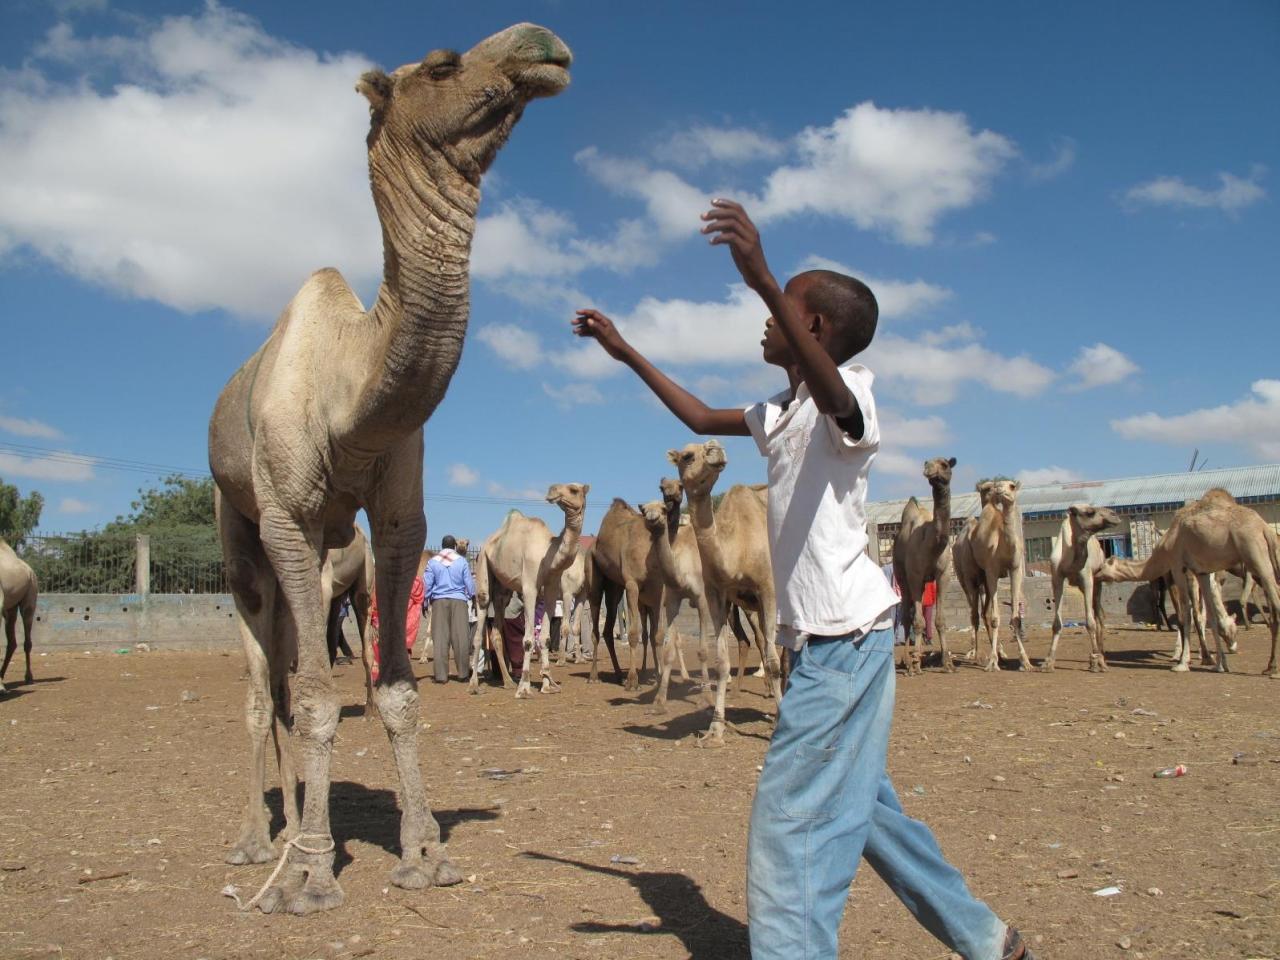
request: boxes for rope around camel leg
[222,834,335,911]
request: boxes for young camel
[1041,504,1121,672]
[323,525,375,710]
[954,479,1031,671]
[0,539,38,694]
[1098,490,1280,674]
[586,499,664,689]
[468,483,589,697]
[892,456,957,674]
[640,485,714,714]
[670,440,783,747]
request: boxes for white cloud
[1065,342,1139,390]
[576,147,710,240]
[1015,466,1085,487]
[1111,379,1280,460]
[657,125,785,169]
[1124,166,1266,214]
[0,450,94,481]
[485,480,547,501]
[874,412,951,478]
[447,463,479,488]
[754,102,1017,244]
[798,255,952,319]
[0,6,380,317]
[1029,137,1077,181]
[866,328,1055,405]
[57,497,96,514]
[476,324,545,370]
[542,381,604,407]
[0,415,62,439]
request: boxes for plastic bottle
[1153,764,1187,779]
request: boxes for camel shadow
[622,704,773,742]
[339,703,368,719]
[265,782,498,875]
[523,852,748,959]
[1097,648,1183,672]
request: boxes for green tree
[0,477,44,547]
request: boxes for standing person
[573,199,1034,960]
[422,535,475,684]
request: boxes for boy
[572,199,1034,960]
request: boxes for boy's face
[760,276,815,367]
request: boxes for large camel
[323,525,375,709]
[206,24,570,914]
[954,479,1031,671]
[670,440,783,747]
[1041,504,1121,673]
[0,539,38,694]
[892,456,956,675]
[1098,490,1280,674]
[586,499,664,689]
[468,483,589,697]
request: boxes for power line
[0,441,608,510]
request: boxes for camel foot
[0,681,6,695]
[226,831,275,866]
[1266,666,1280,679]
[1089,655,1107,673]
[1227,641,1239,654]
[983,659,1000,673]
[1199,655,1217,668]
[515,680,533,699]
[751,666,767,679]
[646,700,669,716]
[539,676,561,694]
[696,722,726,748]
[1170,662,1191,673]
[623,670,640,692]
[1039,661,1055,673]
[260,875,345,915]
[390,856,462,890]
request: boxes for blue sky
[1,0,1277,541]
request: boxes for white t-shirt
[744,364,900,649]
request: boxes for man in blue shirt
[422,535,476,683]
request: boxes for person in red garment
[922,579,937,643]
[368,574,425,683]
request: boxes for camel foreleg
[1041,573,1067,672]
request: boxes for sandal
[1002,927,1037,960]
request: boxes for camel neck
[342,139,480,451]
[687,491,725,575]
[549,506,584,570]
[931,481,951,534]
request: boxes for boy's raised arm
[700,199,862,438]
[572,309,748,436]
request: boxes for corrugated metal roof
[868,462,1280,528]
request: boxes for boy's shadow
[523,852,748,960]
[266,781,498,875]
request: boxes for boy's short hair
[441,534,457,550]
[797,269,879,363]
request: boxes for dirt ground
[2,623,1279,960]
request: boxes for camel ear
[1011,480,1022,492]
[356,70,392,113]
[666,449,680,465]
[581,483,590,496]
[948,457,957,468]
[976,480,994,495]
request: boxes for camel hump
[608,497,639,514]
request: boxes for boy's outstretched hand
[700,199,777,294]
[572,308,630,361]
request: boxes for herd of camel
[4,22,1275,914]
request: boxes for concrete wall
[33,593,240,651]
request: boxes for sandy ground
[2,622,1279,960]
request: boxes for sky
[0,0,1277,542]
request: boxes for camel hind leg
[1041,573,1067,672]
[1,608,17,693]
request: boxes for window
[1025,536,1053,563]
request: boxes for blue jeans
[747,627,1006,960]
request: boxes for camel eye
[429,62,458,80]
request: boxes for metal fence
[21,530,226,595]
[20,532,480,595]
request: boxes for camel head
[546,482,589,517]
[659,477,684,521]
[639,499,668,534]
[923,456,957,489]
[356,23,571,185]
[1067,503,1121,535]
[976,478,1020,510]
[667,440,727,498]
[455,537,471,556]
